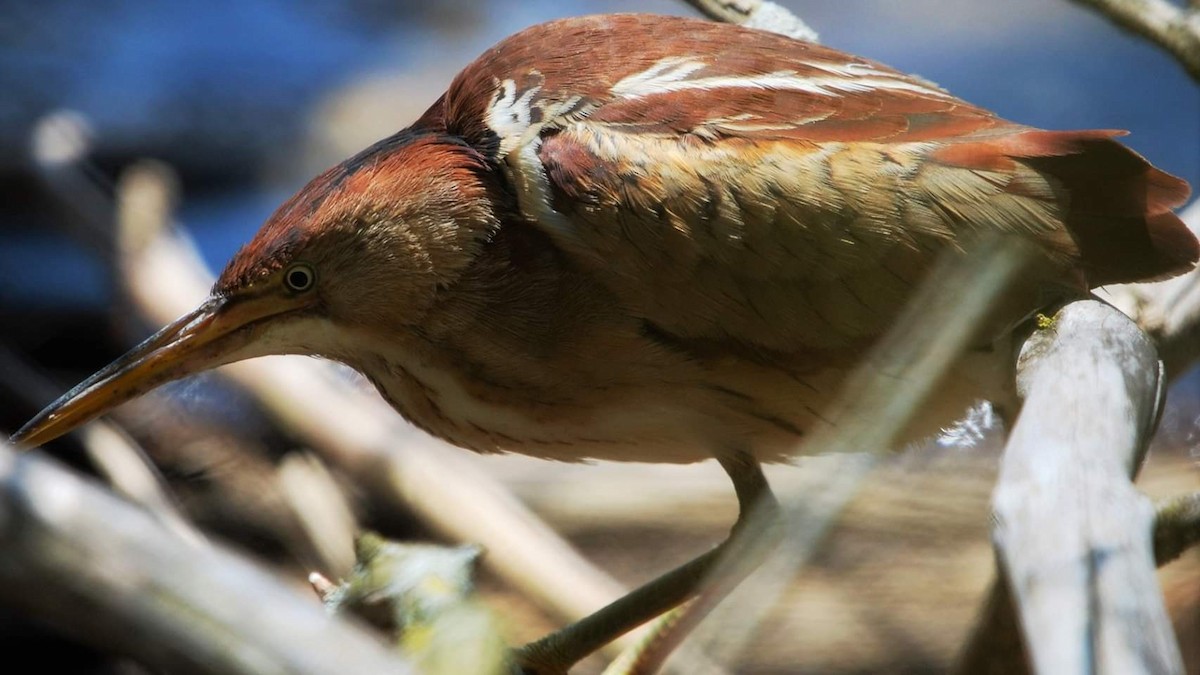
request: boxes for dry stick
[681,0,820,41]
[992,301,1182,675]
[641,237,1036,672]
[1155,491,1200,567]
[0,442,415,675]
[30,111,117,255]
[959,487,1200,675]
[959,200,1199,674]
[79,423,209,548]
[113,162,633,648]
[1068,0,1200,81]
[278,453,359,579]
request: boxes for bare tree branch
[1070,0,1200,81]
[278,452,359,579]
[1155,490,1200,566]
[681,0,820,41]
[0,442,414,675]
[991,300,1182,674]
[79,422,208,548]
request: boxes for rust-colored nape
[214,119,496,296]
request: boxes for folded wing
[445,14,1195,353]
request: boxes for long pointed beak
[11,294,290,449]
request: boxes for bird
[11,12,1197,673]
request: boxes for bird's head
[11,130,498,449]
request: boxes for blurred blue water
[1,0,1196,311]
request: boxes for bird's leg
[513,452,778,675]
[717,452,779,535]
[603,454,782,674]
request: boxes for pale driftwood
[0,442,413,675]
[113,162,631,644]
[1069,0,1200,81]
[681,0,820,41]
[991,300,1183,674]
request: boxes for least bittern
[13,13,1196,673]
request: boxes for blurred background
[0,1,1197,673]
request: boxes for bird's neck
[337,221,634,455]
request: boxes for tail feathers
[935,129,1196,287]
[1004,130,1196,286]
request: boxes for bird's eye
[284,263,315,293]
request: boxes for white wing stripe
[612,58,950,100]
[611,57,708,97]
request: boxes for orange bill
[10,292,299,448]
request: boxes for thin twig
[80,423,208,548]
[681,0,820,41]
[278,452,359,579]
[1069,0,1200,81]
[1155,490,1200,566]
[29,111,116,256]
